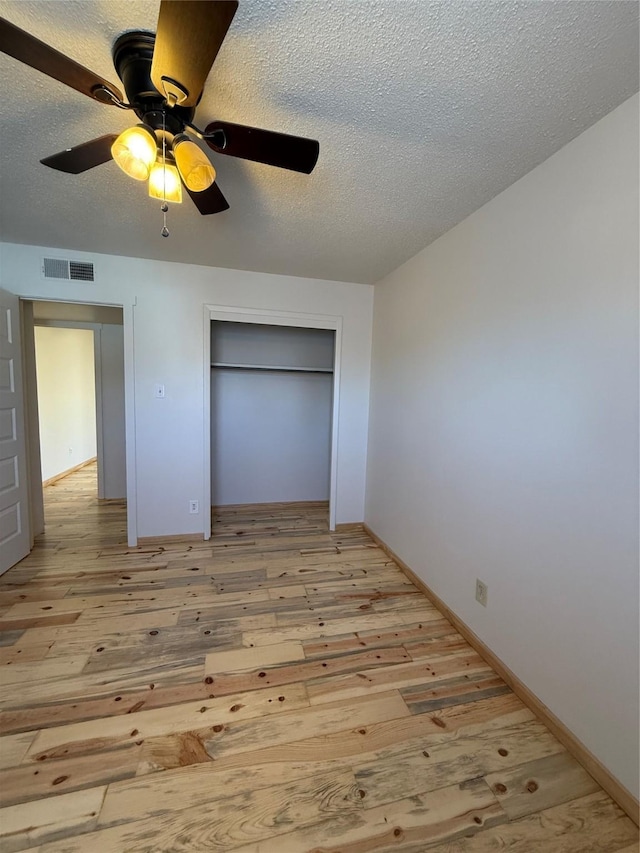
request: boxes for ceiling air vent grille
[42,258,95,282]
[68,261,95,281]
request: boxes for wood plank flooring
[0,464,637,852]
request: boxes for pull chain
[161,109,169,237]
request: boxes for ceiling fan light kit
[111,124,157,181]
[0,0,320,234]
[148,158,183,204]
[173,134,217,192]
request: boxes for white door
[0,288,30,574]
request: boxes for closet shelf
[211,362,333,374]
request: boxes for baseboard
[363,523,640,826]
[334,522,365,533]
[137,533,204,546]
[42,457,97,487]
[213,500,329,512]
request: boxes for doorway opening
[23,300,127,541]
[35,325,98,492]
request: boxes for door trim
[21,298,138,547]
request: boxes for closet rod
[211,362,333,374]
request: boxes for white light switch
[155,384,165,398]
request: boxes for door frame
[22,298,138,546]
[203,304,343,536]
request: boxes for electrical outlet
[155,384,165,399]
[68,447,73,455]
[189,500,199,514]
[475,579,488,607]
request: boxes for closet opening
[204,309,341,536]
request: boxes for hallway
[40,462,127,550]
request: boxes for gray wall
[95,324,126,499]
[211,322,334,505]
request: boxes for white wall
[365,95,639,798]
[1,250,373,537]
[34,326,96,481]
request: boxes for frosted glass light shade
[173,135,216,192]
[111,125,157,181]
[148,160,183,203]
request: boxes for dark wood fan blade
[186,181,230,215]
[40,135,118,174]
[204,121,319,174]
[0,17,123,104]
[151,1,237,108]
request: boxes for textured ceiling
[0,1,638,284]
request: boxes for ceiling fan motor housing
[112,31,196,135]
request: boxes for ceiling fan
[0,1,319,221]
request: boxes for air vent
[42,258,68,279]
[68,261,95,281]
[42,258,95,282]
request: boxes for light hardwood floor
[0,464,637,852]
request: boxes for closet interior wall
[210,321,335,507]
